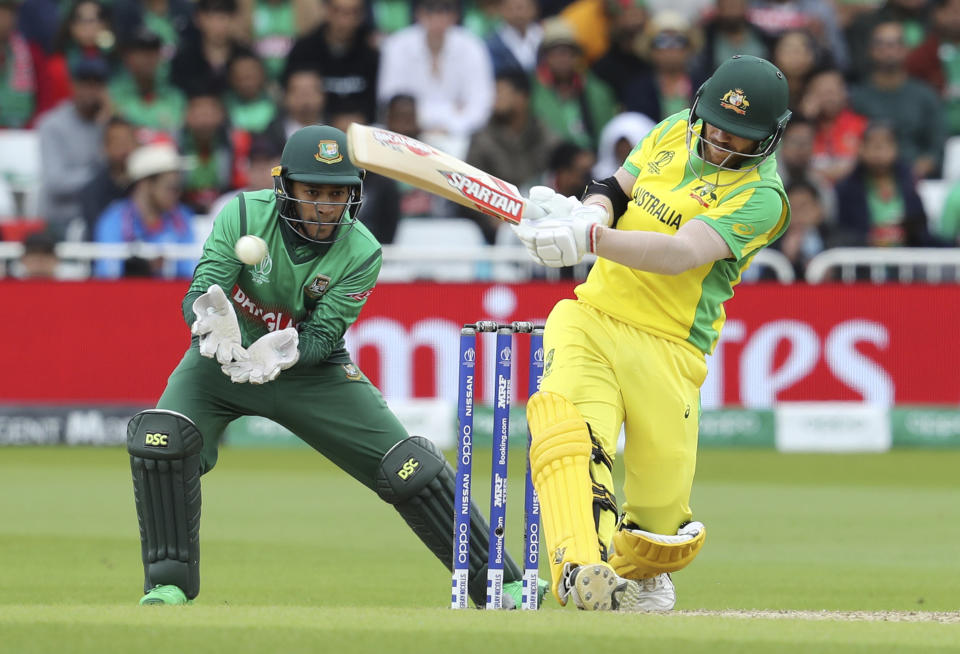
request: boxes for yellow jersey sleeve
[694,185,788,262]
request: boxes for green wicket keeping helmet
[687,55,792,179]
[272,124,364,243]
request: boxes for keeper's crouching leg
[375,435,522,608]
[127,409,204,599]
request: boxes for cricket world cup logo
[250,253,273,285]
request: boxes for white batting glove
[523,213,604,267]
[514,186,610,266]
[191,284,247,364]
[221,328,300,384]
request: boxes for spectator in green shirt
[531,17,616,151]
[224,50,276,133]
[108,27,185,138]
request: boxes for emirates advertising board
[1,281,958,405]
[1,281,958,449]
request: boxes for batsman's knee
[127,409,204,599]
[527,391,594,472]
[609,521,706,580]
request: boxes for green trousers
[157,348,408,487]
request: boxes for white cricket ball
[235,235,267,265]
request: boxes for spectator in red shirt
[801,68,868,185]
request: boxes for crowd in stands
[3,0,960,281]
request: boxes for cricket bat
[346,123,526,225]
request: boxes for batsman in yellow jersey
[513,55,792,611]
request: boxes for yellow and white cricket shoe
[560,563,676,612]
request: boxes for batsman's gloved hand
[513,186,608,267]
[191,284,248,364]
[221,328,300,384]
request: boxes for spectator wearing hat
[592,0,661,121]
[378,0,494,154]
[485,0,543,74]
[531,17,616,150]
[93,142,196,279]
[108,27,186,138]
[79,116,139,238]
[36,57,111,236]
[637,11,706,120]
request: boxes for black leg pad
[375,436,522,607]
[127,409,203,599]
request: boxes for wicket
[452,321,544,610]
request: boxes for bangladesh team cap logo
[720,89,750,115]
[315,140,343,164]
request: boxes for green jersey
[185,189,382,366]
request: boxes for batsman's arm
[296,250,382,366]
[182,195,244,326]
[592,187,786,274]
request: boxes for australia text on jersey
[631,185,683,230]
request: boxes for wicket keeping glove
[221,328,300,384]
[191,284,248,364]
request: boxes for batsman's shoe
[560,563,632,611]
[502,578,551,610]
[560,563,676,612]
[631,573,677,612]
[139,584,190,606]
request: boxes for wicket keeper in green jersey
[126,125,543,608]
[513,56,792,611]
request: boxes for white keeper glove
[221,328,300,384]
[513,186,609,267]
[191,284,247,364]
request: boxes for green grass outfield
[1,447,958,653]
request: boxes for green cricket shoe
[502,578,550,610]
[139,584,190,606]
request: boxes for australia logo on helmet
[315,140,343,164]
[647,150,675,175]
[720,89,750,115]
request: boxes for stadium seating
[382,217,489,281]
